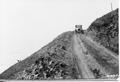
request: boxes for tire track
[72,34,94,78]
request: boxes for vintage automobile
[75,25,84,34]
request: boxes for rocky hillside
[0,9,119,80]
[0,31,79,80]
[87,9,119,54]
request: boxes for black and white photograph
[0,0,119,81]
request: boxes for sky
[0,0,119,74]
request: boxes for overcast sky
[0,0,118,74]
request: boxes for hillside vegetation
[0,9,119,80]
[87,9,119,54]
[0,31,79,80]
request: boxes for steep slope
[87,9,119,54]
[0,9,119,80]
[0,31,79,79]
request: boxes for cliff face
[87,9,119,54]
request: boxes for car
[75,25,84,34]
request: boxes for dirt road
[72,33,119,79]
